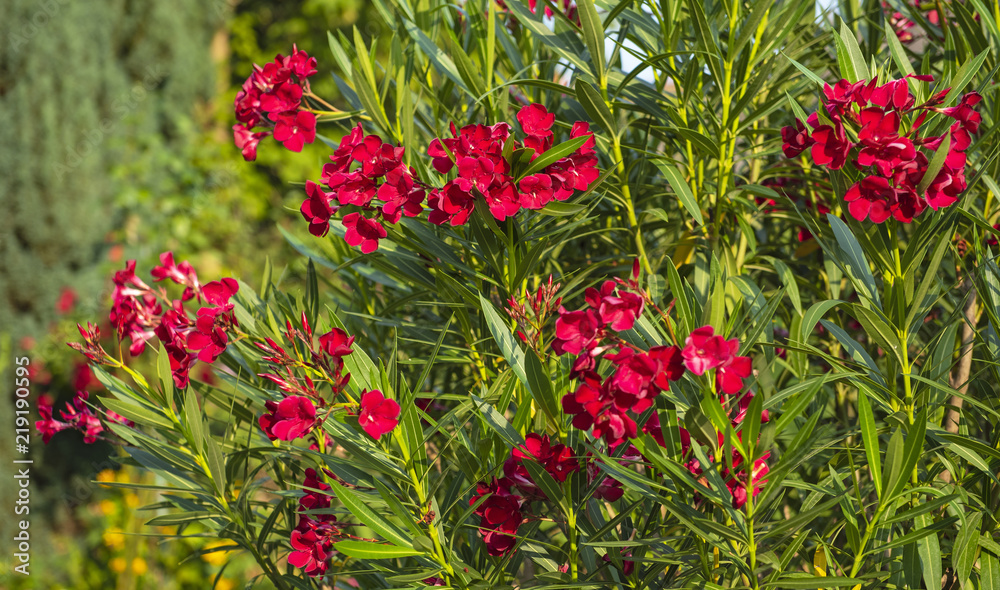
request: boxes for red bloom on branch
[358,390,400,439]
[341,212,387,254]
[273,110,316,153]
[809,124,852,170]
[35,396,69,444]
[844,176,894,223]
[681,326,728,375]
[471,479,523,556]
[300,181,337,237]
[780,118,815,158]
[552,308,602,356]
[259,396,317,441]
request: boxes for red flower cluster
[503,433,580,499]
[233,46,318,160]
[681,326,753,395]
[254,319,359,443]
[428,104,597,225]
[554,273,695,447]
[471,478,524,556]
[297,104,599,254]
[471,432,627,556]
[35,391,132,445]
[300,124,424,252]
[781,76,981,223]
[68,252,239,391]
[289,468,343,576]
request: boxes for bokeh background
[0,1,375,587]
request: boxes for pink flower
[259,396,317,441]
[648,345,685,390]
[341,212,387,254]
[318,328,355,358]
[358,390,400,439]
[471,479,523,556]
[273,110,316,152]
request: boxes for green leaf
[402,20,469,94]
[771,258,802,315]
[982,550,1000,590]
[576,0,605,83]
[882,428,905,501]
[471,394,525,450]
[942,49,990,107]
[953,512,982,584]
[885,25,915,78]
[857,388,882,498]
[654,159,703,225]
[851,304,903,367]
[916,131,951,196]
[329,481,413,548]
[334,540,423,559]
[783,53,826,86]
[827,214,880,308]
[837,20,869,82]
[524,350,559,420]
[203,434,226,496]
[884,409,927,502]
[522,460,564,508]
[916,512,942,590]
[763,575,865,588]
[518,136,589,180]
[575,79,616,134]
[101,398,173,430]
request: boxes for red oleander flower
[288,529,332,576]
[822,79,875,120]
[810,124,852,170]
[358,390,400,439]
[727,452,770,509]
[35,396,69,444]
[259,396,317,441]
[273,110,316,152]
[844,176,894,223]
[552,308,602,355]
[856,107,916,177]
[780,118,815,158]
[518,173,555,209]
[591,283,644,331]
[607,348,659,413]
[59,391,104,443]
[681,326,728,375]
[318,328,355,358]
[151,251,200,300]
[648,345,685,390]
[341,212,387,254]
[505,433,580,496]
[300,181,337,237]
[471,479,523,556]
[233,125,269,161]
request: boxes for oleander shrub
[41,0,1000,588]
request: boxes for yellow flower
[132,557,148,575]
[124,493,140,508]
[96,470,116,483]
[202,540,235,566]
[99,499,117,516]
[103,527,125,551]
[110,557,127,573]
[215,579,236,590]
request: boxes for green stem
[602,83,652,274]
[568,507,579,581]
[890,223,918,488]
